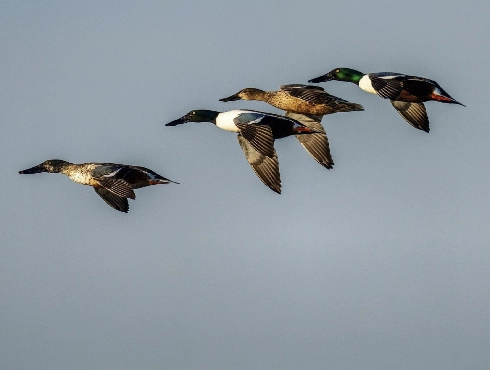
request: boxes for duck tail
[150,178,180,185]
[431,89,466,106]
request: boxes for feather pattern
[286,112,333,169]
[281,84,351,106]
[390,101,429,132]
[369,76,404,99]
[94,187,129,213]
[234,122,275,157]
[94,178,136,199]
[237,135,281,194]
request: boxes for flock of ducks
[20,67,464,213]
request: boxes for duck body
[213,109,309,139]
[309,68,464,132]
[166,109,320,194]
[357,72,463,104]
[19,160,177,212]
[219,84,364,116]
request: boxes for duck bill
[219,93,241,102]
[19,164,45,174]
[165,116,188,126]
[308,72,333,83]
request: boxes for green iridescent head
[309,68,365,84]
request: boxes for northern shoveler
[219,84,364,116]
[219,84,365,169]
[19,160,177,213]
[165,109,321,194]
[309,68,464,132]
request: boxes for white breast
[68,171,92,185]
[358,75,377,95]
[215,110,241,132]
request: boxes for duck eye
[335,69,340,73]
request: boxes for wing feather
[390,100,429,132]
[94,187,129,213]
[237,135,281,194]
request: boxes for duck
[19,160,177,213]
[165,109,320,194]
[308,68,465,132]
[219,84,364,116]
[220,85,363,169]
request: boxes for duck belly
[68,171,94,185]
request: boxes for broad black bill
[165,117,187,126]
[19,164,45,174]
[219,93,241,102]
[308,73,333,83]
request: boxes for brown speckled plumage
[220,84,364,115]
[19,160,177,213]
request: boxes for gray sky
[1,1,489,369]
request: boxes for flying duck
[309,68,464,132]
[165,109,320,194]
[19,160,177,213]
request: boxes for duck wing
[390,100,429,133]
[94,187,129,213]
[282,85,364,112]
[119,166,177,189]
[286,112,333,169]
[280,84,325,92]
[91,165,136,199]
[237,134,281,194]
[234,114,276,157]
[369,75,405,100]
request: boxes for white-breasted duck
[19,160,177,213]
[309,68,464,132]
[165,109,320,194]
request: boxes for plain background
[1,1,489,369]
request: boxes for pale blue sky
[1,1,489,369]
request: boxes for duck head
[166,110,220,126]
[309,68,364,84]
[19,159,69,174]
[219,88,264,102]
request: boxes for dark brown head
[19,159,69,174]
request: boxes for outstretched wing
[234,113,276,157]
[286,112,333,169]
[390,100,429,132]
[91,165,136,199]
[94,187,129,213]
[237,134,281,194]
